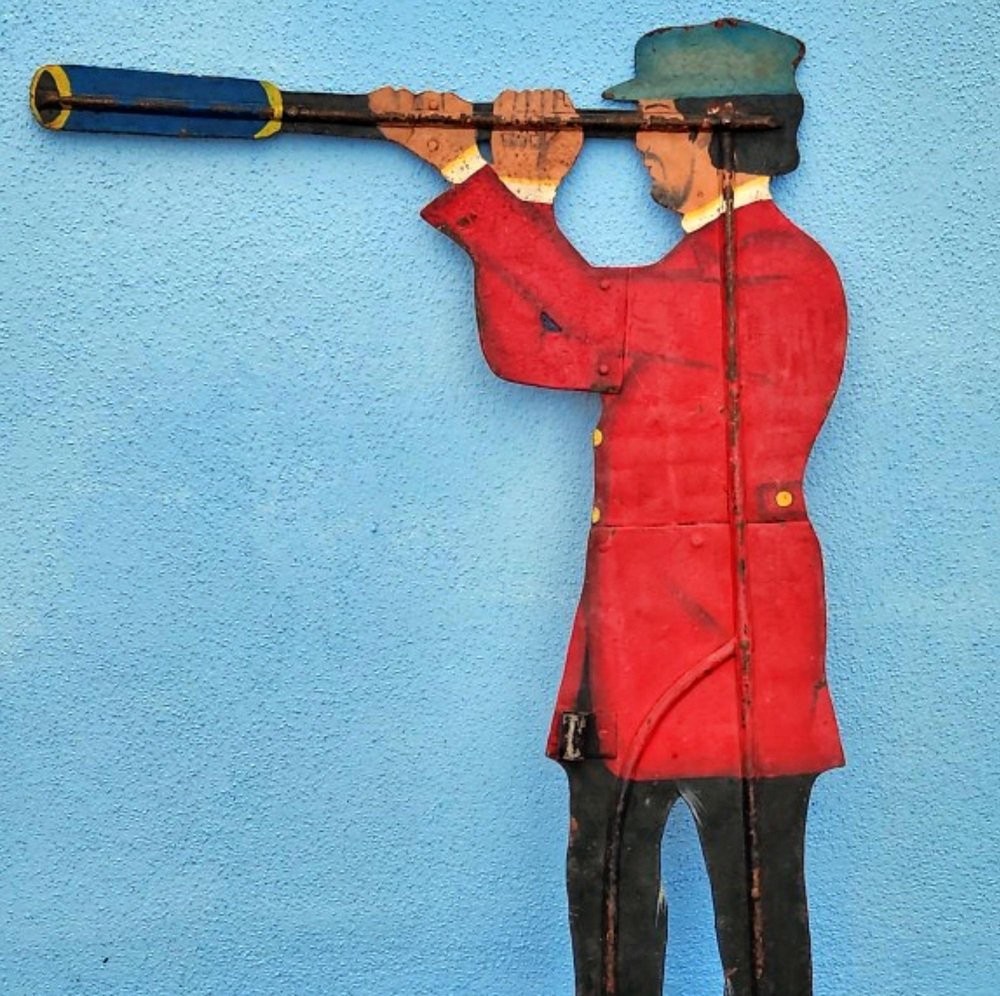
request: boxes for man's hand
[491,90,583,203]
[368,87,478,177]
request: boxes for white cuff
[440,147,489,184]
[496,176,559,204]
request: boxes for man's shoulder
[738,201,841,282]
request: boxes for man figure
[371,19,847,996]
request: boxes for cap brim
[602,78,648,101]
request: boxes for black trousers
[563,762,816,996]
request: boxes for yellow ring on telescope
[30,64,72,131]
[254,79,283,139]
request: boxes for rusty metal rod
[32,93,779,135]
[287,98,777,135]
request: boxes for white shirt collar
[681,176,772,234]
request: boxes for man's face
[634,98,711,212]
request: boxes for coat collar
[681,176,772,234]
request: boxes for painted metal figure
[29,18,848,995]
[372,19,847,996]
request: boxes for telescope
[29,64,778,142]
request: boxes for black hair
[674,93,804,176]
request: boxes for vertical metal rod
[720,131,764,992]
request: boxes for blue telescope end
[30,64,282,139]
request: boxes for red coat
[422,166,847,780]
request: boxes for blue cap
[603,19,805,101]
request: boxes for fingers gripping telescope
[29,65,778,142]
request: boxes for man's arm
[422,167,627,392]
[368,87,627,392]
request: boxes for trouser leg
[563,763,676,996]
[752,775,816,996]
[680,776,817,996]
[563,761,616,995]
[615,779,677,996]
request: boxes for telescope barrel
[30,65,778,142]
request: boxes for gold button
[592,428,603,447]
[775,490,794,508]
[597,363,610,376]
[591,506,601,524]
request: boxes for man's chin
[650,184,683,213]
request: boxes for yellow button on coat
[592,428,604,447]
[775,490,794,508]
[591,506,602,524]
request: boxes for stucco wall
[2,1,997,993]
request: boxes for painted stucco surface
[1,1,997,993]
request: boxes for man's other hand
[368,87,478,175]
[491,90,583,202]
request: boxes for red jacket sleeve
[420,166,628,392]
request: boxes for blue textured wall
[2,2,997,993]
